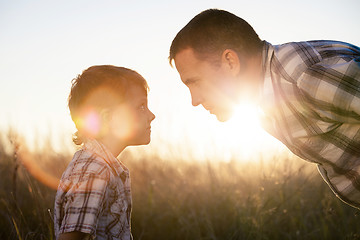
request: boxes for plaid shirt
[54,139,132,240]
[260,40,360,208]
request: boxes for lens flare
[74,108,101,138]
[17,147,60,190]
[83,110,101,135]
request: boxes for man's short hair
[169,9,263,66]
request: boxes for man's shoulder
[268,41,321,82]
[273,41,321,65]
[274,40,347,50]
[274,40,360,63]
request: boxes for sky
[0,0,359,161]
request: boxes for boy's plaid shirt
[260,40,360,208]
[54,139,132,240]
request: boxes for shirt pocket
[106,198,130,237]
[110,198,128,216]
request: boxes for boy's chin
[129,137,151,146]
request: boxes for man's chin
[213,110,233,122]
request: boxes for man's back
[260,40,360,208]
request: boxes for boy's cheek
[111,107,136,140]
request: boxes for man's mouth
[203,105,213,113]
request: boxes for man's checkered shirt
[260,40,360,208]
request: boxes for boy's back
[55,139,132,240]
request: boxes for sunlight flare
[75,108,101,136]
[18,147,60,190]
[219,102,265,159]
[178,101,277,162]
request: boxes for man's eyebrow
[183,77,199,85]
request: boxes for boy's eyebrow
[139,97,148,103]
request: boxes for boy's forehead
[84,86,123,106]
[126,84,148,100]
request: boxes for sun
[213,102,274,160]
[149,99,283,162]
[225,102,263,137]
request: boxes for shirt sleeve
[297,55,360,123]
[59,170,109,236]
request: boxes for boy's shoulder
[61,148,112,182]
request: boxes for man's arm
[58,231,91,240]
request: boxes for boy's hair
[169,9,263,66]
[68,65,149,145]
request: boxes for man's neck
[237,53,263,104]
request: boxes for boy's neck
[98,137,126,157]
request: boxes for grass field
[0,132,360,240]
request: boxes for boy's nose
[149,110,155,121]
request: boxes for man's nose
[191,94,202,107]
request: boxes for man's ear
[221,49,241,75]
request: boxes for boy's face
[110,85,155,146]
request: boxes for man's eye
[139,105,146,111]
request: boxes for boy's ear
[98,109,112,136]
[221,49,241,75]
[99,109,111,123]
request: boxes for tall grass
[0,131,359,240]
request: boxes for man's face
[174,48,240,122]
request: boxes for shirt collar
[257,41,278,135]
[260,41,275,104]
[83,138,129,178]
[261,41,274,83]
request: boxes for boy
[54,65,155,240]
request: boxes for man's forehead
[174,48,202,82]
[174,48,198,65]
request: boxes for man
[169,9,360,209]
